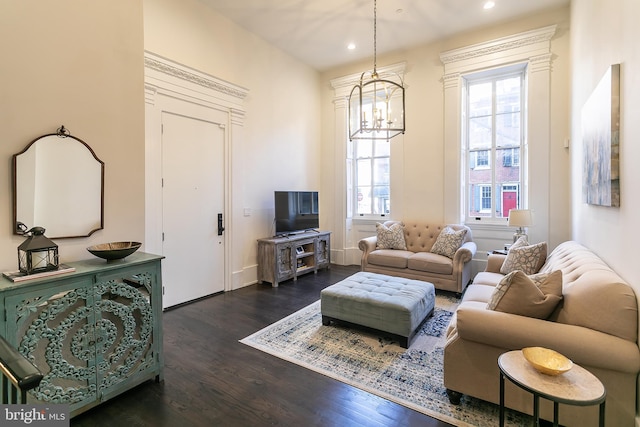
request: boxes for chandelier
[348,0,405,141]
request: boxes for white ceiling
[199,0,569,71]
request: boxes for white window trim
[330,62,407,222]
[440,25,555,245]
[463,66,526,223]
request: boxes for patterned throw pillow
[375,222,407,250]
[500,238,547,275]
[510,236,529,250]
[430,226,467,259]
[487,270,563,319]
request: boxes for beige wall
[320,7,572,262]
[143,0,322,286]
[0,1,145,271]
[570,1,639,298]
[572,3,640,421]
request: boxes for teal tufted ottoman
[320,272,435,348]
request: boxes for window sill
[352,217,395,225]
[464,221,510,231]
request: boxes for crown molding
[144,51,249,101]
[440,25,556,65]
[440,25,557,75]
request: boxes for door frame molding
[144,51,248,295]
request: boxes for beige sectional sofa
[358,221,476,294]
[444,241,639,426]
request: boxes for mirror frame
[12,131,105,239]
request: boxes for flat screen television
[274,191,319,235]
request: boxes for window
[464,66,526,221]
[502,148,520,167]
[441,26,554,234]
[354,139,390,216]
[479,185,491,211]
[472,150,490,169]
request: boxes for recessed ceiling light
[347,43,356,50]
[484,1,495,10]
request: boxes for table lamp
[508,209,533,243]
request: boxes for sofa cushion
[487,270,563,319]
[430,226,467,259]
[407,252,453,275]
[368,249,412,268]
[500,238,547,275]
[472,271,506,287]
[376,222,407,250]
[556,271,638,342]
[462,284,496,303]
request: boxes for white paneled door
[161,110,225,308]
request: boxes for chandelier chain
[373,0,377,74]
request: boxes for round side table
[498,350,606,427]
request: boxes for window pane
[469,82,492,117]
[481,186,492,210]
[495,147,521,218]
[469,117,492,149]
[496,112,520,147]
[375,139,390,157]
[357,186,371,215]
[499,147,520,168]
[357,159,371,184]
[469,151,492,175]
[497,184,520,219]
[496,77,521,114]
[468,184,491,217]
[356,140,372,158]
[372,157,390,214]
[372,186,390,214]
[373,158,389,185]
[477,150,489,167]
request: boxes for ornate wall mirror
[13,126,104,239]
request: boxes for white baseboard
[230,264,258,290]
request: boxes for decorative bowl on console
[87,241,141,261]
[522,347,573,376]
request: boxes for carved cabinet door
[92,267,157,399]
[6,276,98,411]
[276,244,294,279]
[316,235,331,267]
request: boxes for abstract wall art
[582,64,620,207]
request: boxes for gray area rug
[240,293,532,426]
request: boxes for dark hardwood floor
[71,264,452,427]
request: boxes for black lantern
[18,227,59,275]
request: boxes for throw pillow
[487,270,563,319]
[500,240,547,275]
[510,235,530,250]
[375,222,407,250]
[430,226,467,259]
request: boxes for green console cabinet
[0,252,164,417]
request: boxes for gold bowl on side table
[522,347,573,376]
[87,242,141,261]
